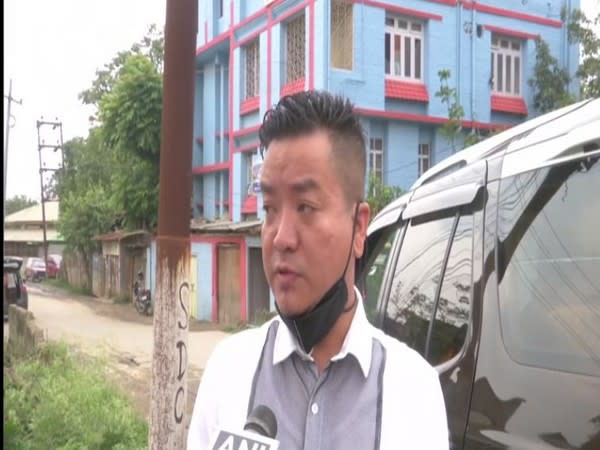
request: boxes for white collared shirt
[187,288,449,449]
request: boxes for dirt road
[5,283,229,430]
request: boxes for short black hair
[259,90,366,204]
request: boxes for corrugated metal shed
[190,219,262,235]
[4,228,62,242]
[5,202,59,224]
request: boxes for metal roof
[4,228,62,243]
[190,219,262,234]
[5,201,59,224]
[93,230,152,242]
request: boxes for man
[187,91,448,449]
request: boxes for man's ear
[354,202,371,258]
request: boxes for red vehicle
[45,257,58,278]
[25,257,58,281]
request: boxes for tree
[99,54,163,164]
[564,8,600,99]
[435,70,482,153]
[56,131,116,281]
[98,53,163,229]
[5,195,37,215]
[366,172,404,218]
[528,38,573,114]
[79,24,164,114]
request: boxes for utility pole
[4,79,23,215]
[36,118,64,269]
[148,0,197,448]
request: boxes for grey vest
[247,321,387,450]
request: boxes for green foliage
[435,70,483,152]
[5,195,38,215]
[366,172,403,218]
[564,8,600,99]
[529,38,573,113]
[99,54,163,164]
[79,24,163,112]
[529,7,599,112]
[3,341,147,450]
[58,26,164,246]
[56,129,115,277]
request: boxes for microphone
[210,405,280,450]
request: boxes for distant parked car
[25,257,47,282]
[49,254,63,271]
[45,257,59,278]
[4,256,28,320]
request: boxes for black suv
[3,256,29,320]
[359,98,600,449]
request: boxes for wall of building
[194,0,579,214]
[192,242,213,321]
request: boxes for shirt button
[311,403,319,415]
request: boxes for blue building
[150,0,580,323]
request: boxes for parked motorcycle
[133,271,153,316]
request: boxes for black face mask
[275,203,360,354]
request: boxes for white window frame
[385,16,424,82]
[491,35,522,97]
[286,14,306,83]
[330,0,354,70]
[369,138,384,183]
[244,40,260,99]
[418,143,431,176]
[245,152,254,195]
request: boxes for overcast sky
[4,0,600,202]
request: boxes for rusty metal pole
[148,0,197,448]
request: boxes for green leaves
[435,70,483,152]
[528,38,573,114]
[58,25,164,258]
[530,9,599,112]
[5,195,38,215]
[565,9,600,99]
[4,341,148,450]
[367,172,404,218]
[99,54,163,164]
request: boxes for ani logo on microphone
[210,428,279,450]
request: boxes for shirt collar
[272,287,373,378]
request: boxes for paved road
[13,284,228,372]
[4,283,230,425]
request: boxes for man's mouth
[274,265,299,287]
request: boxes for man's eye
[298,204,314,214]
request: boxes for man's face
[260,130,360,316]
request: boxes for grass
[4,340,148,450]
[42,278,94,297]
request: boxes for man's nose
[272,208,298,252]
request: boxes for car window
[360,225,401,324]
[427,211,473,366]
[382,211,456,356]
[497,153,600,376]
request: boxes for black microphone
[210,405,280,449]
[244,404,278,439]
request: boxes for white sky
[3,0,600,201]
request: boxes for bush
[4,341,147,449]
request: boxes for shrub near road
[4,340,147,450]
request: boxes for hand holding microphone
[210,405,279,450]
